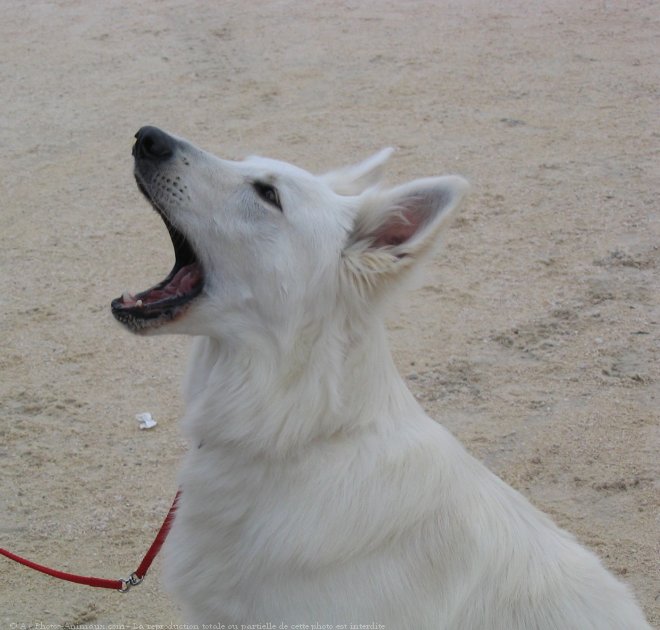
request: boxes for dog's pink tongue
[147,263,202,302]
[172,263,202,293]
[122,263,202,307]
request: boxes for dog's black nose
[133,126,175,160]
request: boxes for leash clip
[118,572,143,593]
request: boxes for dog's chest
[164,448,359,618]
[171,444,361,566]
[164,438,446,623]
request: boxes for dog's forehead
[238,155,318,184]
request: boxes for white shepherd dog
[112,127,650,629]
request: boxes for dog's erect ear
[342,176,468,297]
[320,148,394,195]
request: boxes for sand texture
[1,1,657,626]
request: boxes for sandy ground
[1,0,658,627]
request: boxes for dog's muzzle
[111,126,204,334]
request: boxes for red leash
[0,490,180,593]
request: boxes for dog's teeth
[136,299,143,307]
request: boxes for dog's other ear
[342,176,468,297]
[320,148,394,195]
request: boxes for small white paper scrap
[136,412,157,430]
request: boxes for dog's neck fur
[181,316,415,459]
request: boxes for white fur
[128,130,650,628]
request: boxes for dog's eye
[253,182,282,211]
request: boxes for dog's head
[112,127,468,347]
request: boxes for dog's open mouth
[111,190,204,332]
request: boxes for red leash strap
[0,490,180,593]
[133,490,181,582]
[0,548,124,590]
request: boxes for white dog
[112,127,650,628]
